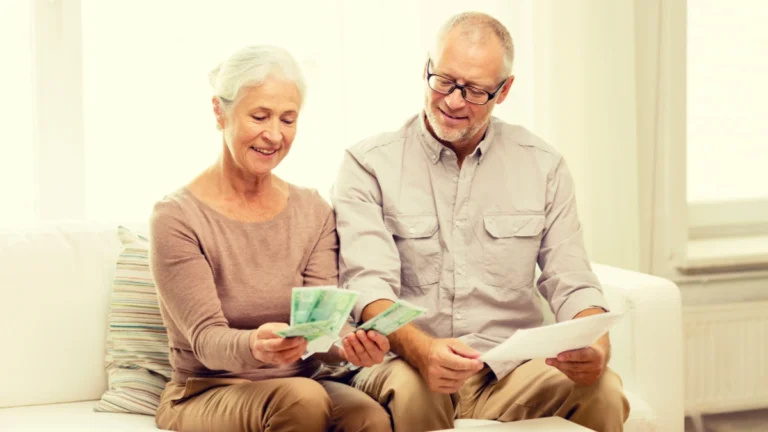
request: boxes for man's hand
[338,330,391,367]
[547,307,611,386]
[546,343,608,386]
[416,338,484,394]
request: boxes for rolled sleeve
[347,278,399,322]
[555,286,609,322]
[485,359,525,382]
[332,148,403,323]
[537,157,609,322]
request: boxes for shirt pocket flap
[483,214,545,238]
[384,214,439,239]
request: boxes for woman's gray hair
[209,45,307,114]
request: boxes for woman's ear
[212,96,225,130]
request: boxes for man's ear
[495,75,515,105]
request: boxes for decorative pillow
[95,226,171,415]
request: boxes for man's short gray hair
[433,12,515,78]
[209,45,306,114]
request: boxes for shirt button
[408,227,415,234]
[452,176,458,183]
[456,268,463,275]
[456,312,462,319]
[432,154,437,161]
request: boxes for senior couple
[149,11,629,432]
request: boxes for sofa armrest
[591,263,684,432]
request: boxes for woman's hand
[249,323,308,366]
[338,330,390,368]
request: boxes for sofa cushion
[95,226,171,415]
[0,401,168,431]
[0,222,122,408]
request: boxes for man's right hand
[417,338,484,394]
[249,323,308,366]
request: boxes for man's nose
[445,87,466,110]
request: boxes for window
[687,1,768,237]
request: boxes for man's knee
[578,370,629,423]
[380,360,446,403]
[355,359,454,426]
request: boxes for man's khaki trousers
[351,357,630,432]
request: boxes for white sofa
[0,222,684,431]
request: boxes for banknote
[286,286,360,355]
[358,299,426,335]
[274,320,334,341]
[301,288,359,334]
[290,287,325,326]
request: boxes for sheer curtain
[79,0,535,222]
[0,2,35,224]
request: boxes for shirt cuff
[483,358,526,382]
[555,287,610,323]
[348,278,399,323]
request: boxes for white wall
[532,0,642,272]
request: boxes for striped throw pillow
[95,226,171,415]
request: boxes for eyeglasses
[425,59,507,105]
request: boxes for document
[479,311,624,363]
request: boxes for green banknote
[302,288,359,334]
[290,287,325,326]
[358,299,426,335]
[274,320,334,342]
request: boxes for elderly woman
[149,45,392,432]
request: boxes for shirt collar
[417,111,496,165]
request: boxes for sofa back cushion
[0,222,125,407]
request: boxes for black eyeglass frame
[425,58,507,105]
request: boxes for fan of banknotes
[275,286,427,356]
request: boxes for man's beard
[425,104,488,144]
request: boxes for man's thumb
[448,341,481,359]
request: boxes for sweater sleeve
[302,195,339,287]
[149,199,265,372]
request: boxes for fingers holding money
[250,322,309,366]
[342,330,389,367]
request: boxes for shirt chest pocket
[482,214,545,289]
[384,214,441,288]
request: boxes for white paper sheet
[479,311,624,363]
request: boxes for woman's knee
[274,378,332,410]
[338,401,392,432]
[259,378,333,430]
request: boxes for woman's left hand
[338,330,390,368]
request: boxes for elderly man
[331,11,630,432]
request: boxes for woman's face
[216,77,301,177]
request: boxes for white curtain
[0,2,35,224]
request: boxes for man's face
[424,31,512,145]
